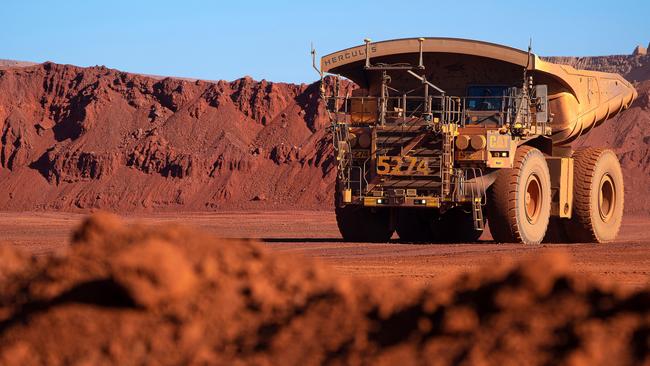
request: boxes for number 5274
[376,155,432,175]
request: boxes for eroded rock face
[270,143,301,164]
[127,136,196,178]
[40,148,120,184]
[0,63,338,210]
[1,112,32,170]
[229,77,302,126]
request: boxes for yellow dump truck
[317,37,637,244]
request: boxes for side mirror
[534,85,548,123]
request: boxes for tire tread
[565,147,623,243]
[487,146,550,244]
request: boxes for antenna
[364,38,372,68]
[525,37,532,69]
[310,42,321,77]
[418,37,425,69]
[310,42,324,96]
[523,37,533,91]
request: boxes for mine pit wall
[0,63,334,211]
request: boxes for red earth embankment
[0,213,647,365]
[0,63,339,211]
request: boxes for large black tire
[396,209,441,242]
[336,205,394,242]
[438,207,484,243]
[487,146,551,244]
[564,148,624,243]
[542,217,570,243]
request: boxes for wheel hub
[524,174,542,224]
[598,174,616,222]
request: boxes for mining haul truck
[315,38,637,244]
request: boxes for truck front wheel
[487,146,551,244]
[336,205,394,242]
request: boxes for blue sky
[2,0,648,83]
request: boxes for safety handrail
[325,94,532,128]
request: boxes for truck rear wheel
[396,209,440,242]
[564,148,624,243]
[487,146,551,244]
[336,205,394,242]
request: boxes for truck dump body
[321,37,637,145]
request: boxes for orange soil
[0,212,647,365]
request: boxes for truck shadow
[261,238,344,243]
[261,238,495,244]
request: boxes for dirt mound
[0,214,647,365]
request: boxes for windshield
[466,86,508,111]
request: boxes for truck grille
[374,127,443,190]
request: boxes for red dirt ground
[2,211,648,290]
[0,212,647,365]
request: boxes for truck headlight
[471,135,486,150]
[456,135,470,150]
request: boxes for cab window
[466,86,508,111]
